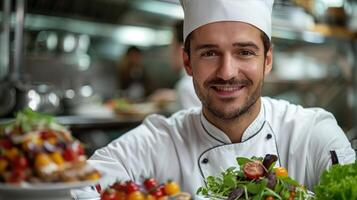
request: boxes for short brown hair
[184,30,271,58]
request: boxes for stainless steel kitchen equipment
[0,0,14,117]
[0,0,62,117]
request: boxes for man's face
[183,21,272,120]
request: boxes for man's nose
[216,54,236,80]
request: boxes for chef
[78,0,356,197]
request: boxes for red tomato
[112,182,127,192]
[144,178,158,191]
[12,155,28,170]
[62,147,76,161]
[243,161,264,180]
[8,169,26,183]
[158,185,165,194]
[126,181,139,193]
[40,131,56,140]
[101,189,120,200]
[150,186,165,198]
[72,141,85,156]
[77,144,85,155]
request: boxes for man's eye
[239,50,255,56]
[201,51,218,57]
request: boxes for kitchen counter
[0,115,142,132]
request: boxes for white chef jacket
[175,72,201,109]
[87,97,356,195]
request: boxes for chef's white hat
[180,0,274,41]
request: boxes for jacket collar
[200,100,266,144]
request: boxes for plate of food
[0,109,101,200]
[0,180,99,200]
[106,98,159,119]
[196,154,315,200]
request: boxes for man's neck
[203,99,262,143]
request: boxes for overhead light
[302,31,325,44]
[135,1,184,19]
[321,0,344,7]
[113,26,172,46]
[63,34,76,52]
[0,12,173,47]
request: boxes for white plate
[0,180,99,200]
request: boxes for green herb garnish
[1,108,66,136]
[197,155,314,200]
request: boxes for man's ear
[183,50,193,76]
[264,47,273,76]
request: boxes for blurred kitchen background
[0,0,357,154]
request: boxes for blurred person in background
[117,46,148,101]
[149,21,200,109]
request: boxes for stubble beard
[194,78,263,121]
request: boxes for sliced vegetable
[243,160,264,180]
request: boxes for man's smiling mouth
[212,85,245,92]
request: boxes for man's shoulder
[262,97,333,122]
[144,107,201,126]
[262,96,341,141]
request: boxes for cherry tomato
[62,147,76,161]
[127,191,145,200]
[243,161,264,180]
[150,186,164,198]
[126,181,139,193]
[7,168,26,183]
[12,155,28,170]
[265,196,274,200]
[76,144,85,155]
[274,167,288,177]
[112,182,127,192]
[158,185,165,195]
[72,141,85,156]
[150,189,164,198]
[144,178,158,191]
[164,181,180,195]
[101,188,120,200]
[40,131,56,140]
